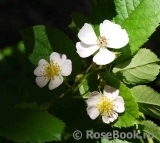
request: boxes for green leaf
[78,79,89,95]
[91,24,100,37]
[78,73,99,95]
[131,85,160,119]
[114,0,160,59]
[113,48,160,85]
[45,26,81,79]
[0,108,65,142]
[68,12,89,43]
[102,73,139,128]
[20,25,52,61]
[69,12,89,32]
[142,120,160,143]
[20,25,81,79]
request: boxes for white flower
[34,52,72,90]
[86,85,125,124]
[76,20,129,65]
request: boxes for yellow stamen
[97,36,107,47]
[97,96,114,116]
[42,60,61,79]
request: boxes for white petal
[35,76,49,88]
[103,85,119,100]
[34,59,49,76]
[100,20,121,36]
[87,106,100,120]
[50,52,67,66]
[108,116,115,122]
[87,91,101,106]
[112,112,118,120]
[61,60,72,76]
[49,75,63,90]
[93,48,115,65]
[107,29,129,49]
[100,20,129,49]
[34,67,44,76]
[38,59,49,66]
[102,116,110,124]
[78,23,97,44]
[108,111,118,122]
[76,42,99,58]
[114,96,125,113]
[102,113,117,124]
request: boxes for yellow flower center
[97,36,107,47]
[42,60,61,79]
[97,96,114,116]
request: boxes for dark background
[0,0,93,49]
[0,0,160,142]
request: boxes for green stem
[95,65,104,71]
[59,89,70,98]
[73,72,93,93]
[64,80,72,89]
[58,62,96,102]
[108,64,112,73]
[72,63,96,93]
[85,62,95,74]
[51,89,70,107]
[104,66,109,73]
[139,138,145,143]
[51,63,96,107]
[139,112,146,120]
[147,135,154,143]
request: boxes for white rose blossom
[76,20,129,65]
[86,85,125,124]
[34,52,72,90]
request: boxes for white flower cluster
[87,85,125,124]
[34,52,72,90]
[76,20,129,65]
[33,19,126,124]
